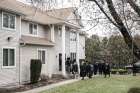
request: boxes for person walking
[80,62,87,80]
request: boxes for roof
[20,35,55,46]
[0,0,81,28]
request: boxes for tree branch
[89,0,118,27]
[106,0,140,59]
[127,0,140,17]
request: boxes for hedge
[30,59,42,84]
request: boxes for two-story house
[0,0,85,86]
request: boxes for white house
[0,0,85,86]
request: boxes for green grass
[41,75,140,93]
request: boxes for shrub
[30,59,42,84]
[111,69,118,74]
[118,69,127,75]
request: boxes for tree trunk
[105,0,140,59]
[88,0,140,59]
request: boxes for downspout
[19,16,22,85]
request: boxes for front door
[59,53,62,71]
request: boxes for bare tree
[87,0,140,59]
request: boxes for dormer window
[29,23,38,35]
[2,12,16,30]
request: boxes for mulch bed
[0,77,70,93]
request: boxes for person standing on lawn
[80,62,87,80]
[94,62,98,75]
[98,62,103,75]
[103,63,111,78]
[72,59,78,79]
[132,63,137,76]
[86,62,94,78]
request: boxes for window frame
[2,47,16,69]
[28,22,38,36]
[2,11,16,31]
[37,49,47,64]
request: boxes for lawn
[41,75,140,93]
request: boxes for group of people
[80,62,111,80]
[65,58,111,80]
[65,58,79,78]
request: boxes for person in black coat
[94,62,98,75]
[72,59,78,79]
[66,57,71,73]
[103,63,111,78]
[132,64,137,76]
[80,62,87,80]
[98,62,103,75]
[86,62,94,78]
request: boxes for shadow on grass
[128,87,140,93]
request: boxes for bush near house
[118,69,127,75]
[111,69,127,75]
[111,69,118,74]
[30,59,42,84]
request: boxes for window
[70,52,76,61]
[3,48,15,67]
[2,12,16,30]
[38,49,46,64]
[29,23,38,35]
[70,32,76,41]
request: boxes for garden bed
[0,75,70,93]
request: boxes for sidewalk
[16,78,81,93]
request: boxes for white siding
[65,30,70,58]
[20,45,55,83]
[79,35,85,59]
[70,32,77,53]
[54,26,62,74]
[21,20,50,39]
[0,11,20,86]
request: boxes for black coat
[86,64,93,77]
[103,64,110,74]
[80,64,87,77]
[72,64,78,73]
[94,63,98,75]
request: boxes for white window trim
[28,22,38,37]
[2,11,16,31]
[2,47,16,69]
[37,48,47,64]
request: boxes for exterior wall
[79,35,85,60]
[53,26,78,74]
[20,45,55,83]
[0,7,85,86]
[70,32,77,53]
[53,26,62,74]
[65,30,70,58]
[21,20,50,39]
[0,11,20,86]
